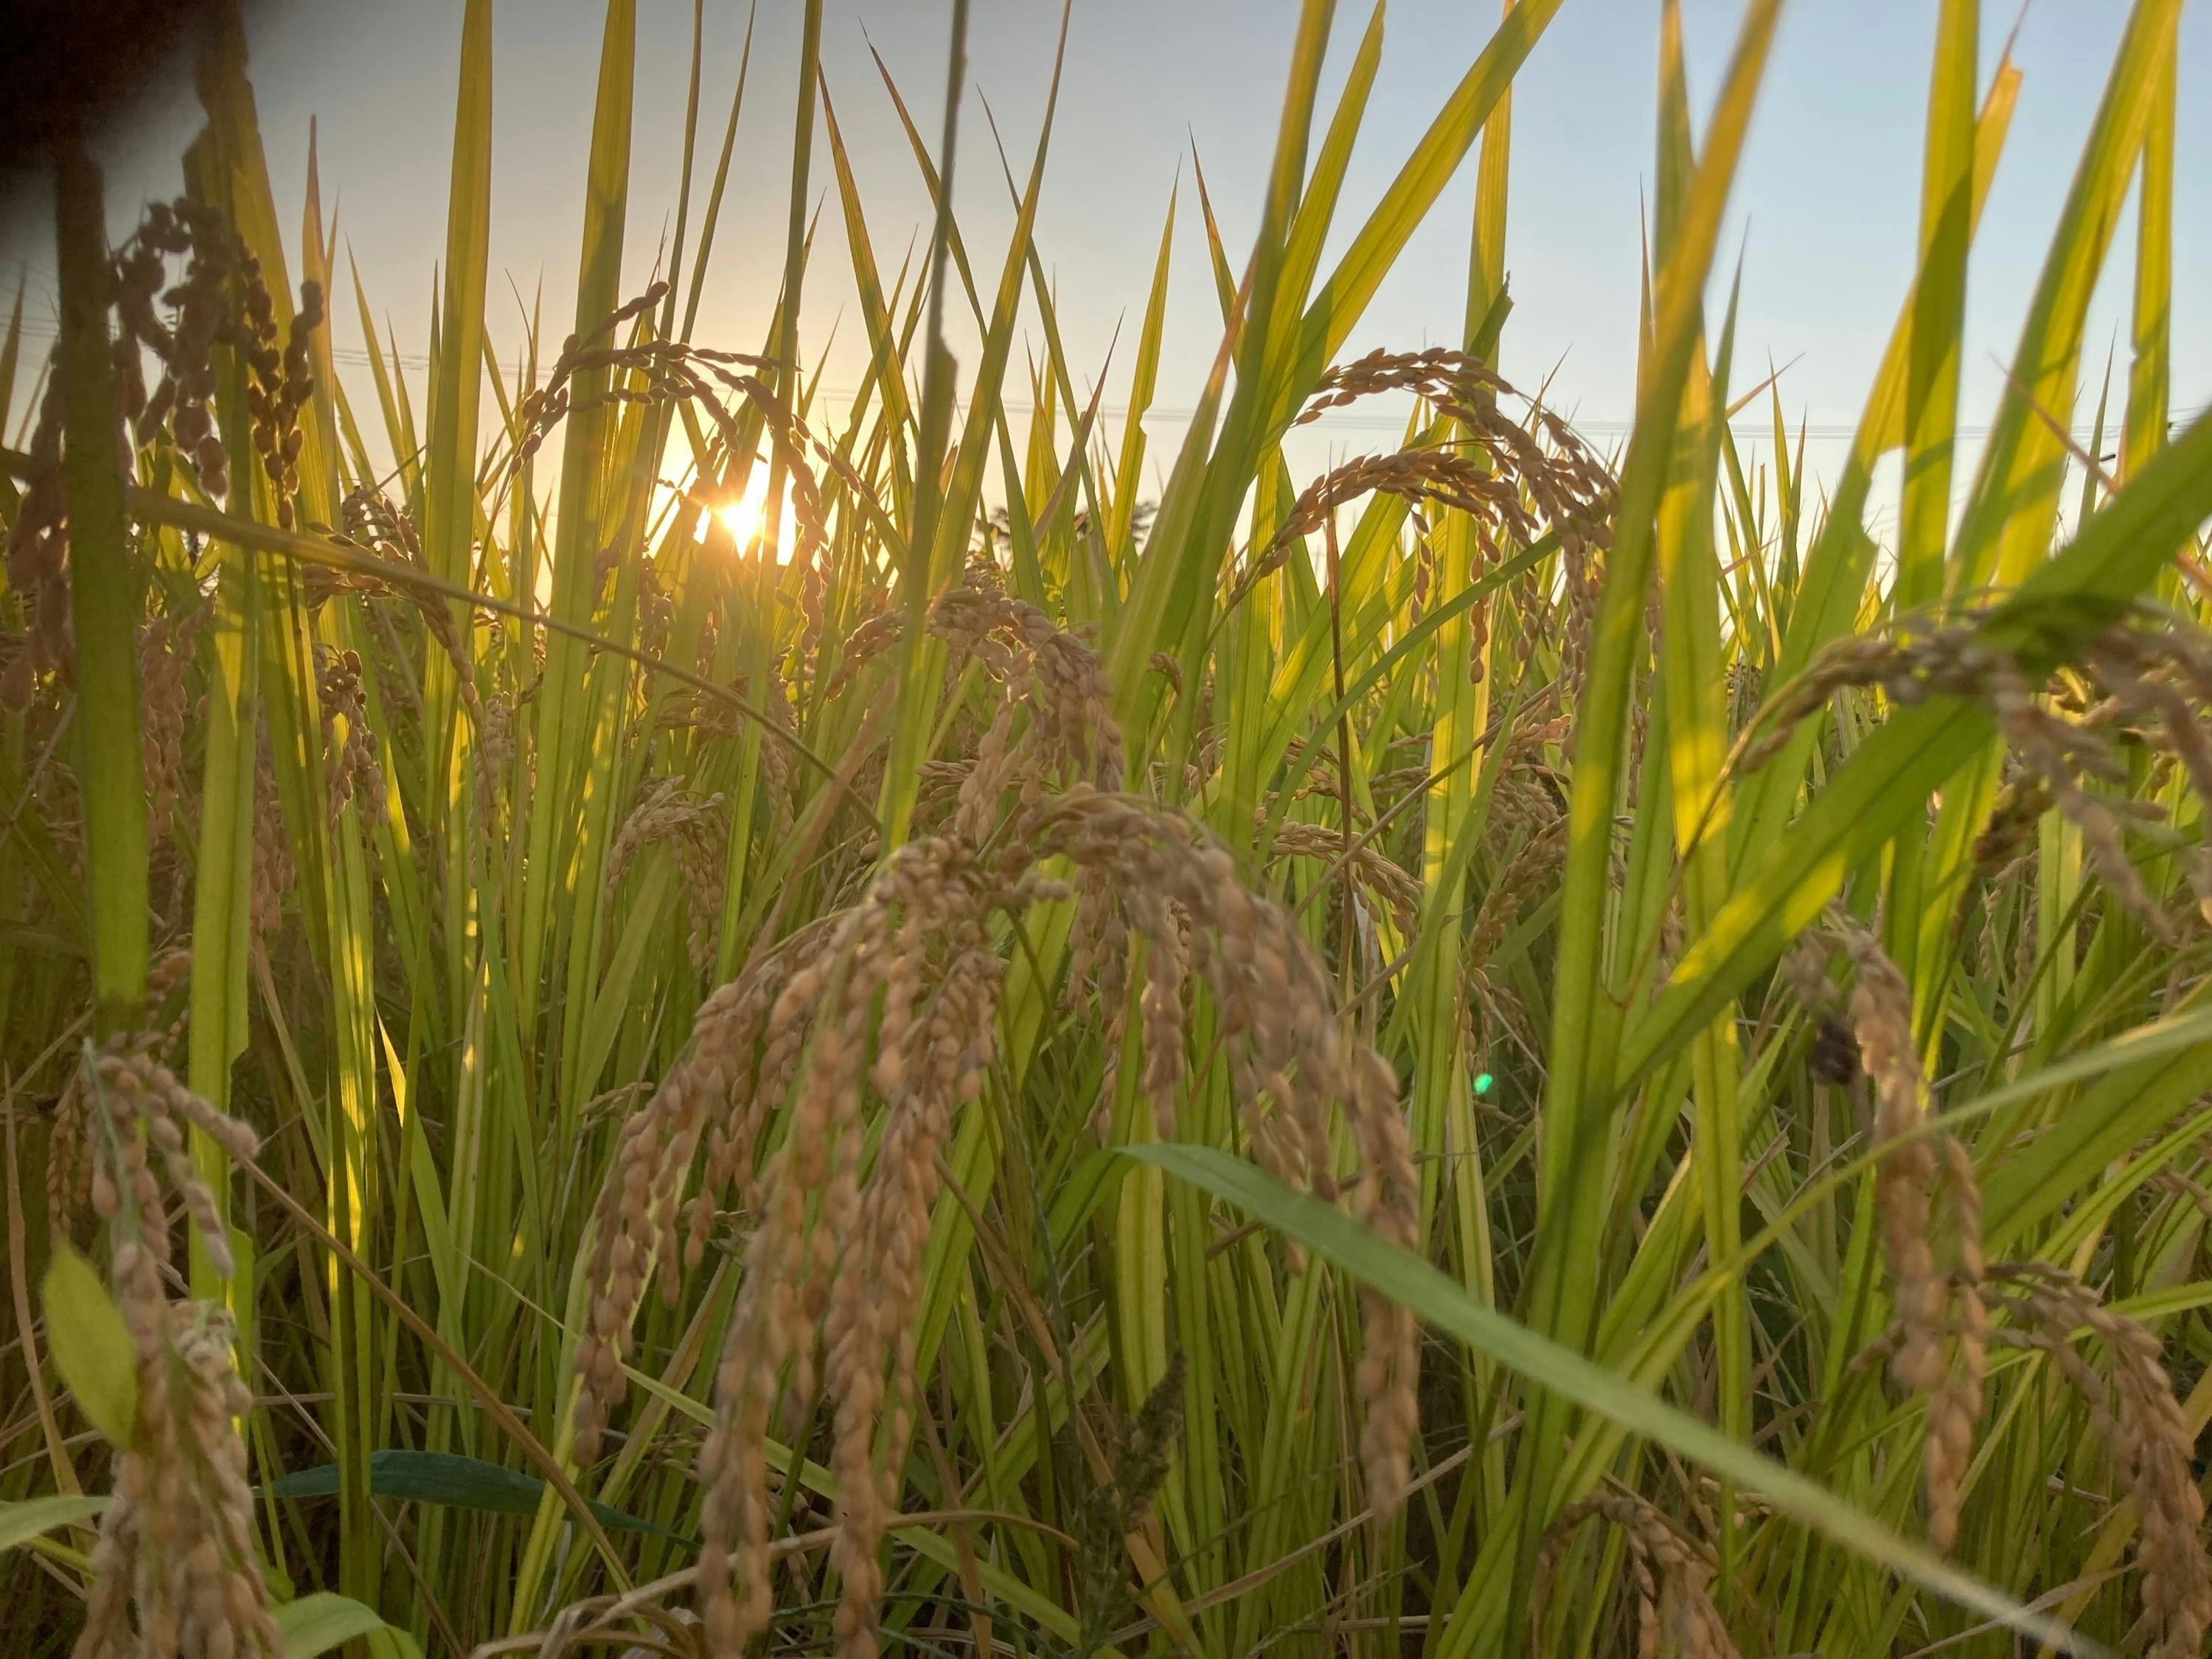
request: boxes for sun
[717,494,764,548]
[712,472,793,560]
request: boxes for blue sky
[5,1,2207,535]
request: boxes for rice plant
[6,1,2212,1655]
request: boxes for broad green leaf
[1524,0,1781,1462]
[881,4,1068,844]
[425,0,491,593]
[1728,56,2020,878]
[43,1241,139,1449]
[1128,1144,2090,1654]
[1624,403,2212,1094]
[1951,0,2181,595]
[519,0,639,1009]
[1105,179,1178,563]
[2123,3,2176,479]
[1268,0,1564,429]
[1257,0,1388,392]
[274,1593,419,1659]
[1883,0,1978,1006]
[55,144,148,1032]
[271,1449,689,1543]
[0,1494,108,1555]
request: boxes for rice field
[7,1,2212,1655]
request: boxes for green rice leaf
[274,1592,418,1659]
[0,1494,108,1556]
[42,1242,139,1450]
[1130,1144,2098,1654]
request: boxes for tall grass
[7,1,2212,1655]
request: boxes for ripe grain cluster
[5,2,2212,1657]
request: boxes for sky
[3,1,2208,543]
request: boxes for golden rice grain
[1799,916,1986,1553]
[1540,1490,1739,1659]
[72,1040,276,1659]
[1983,1263,2211,1659]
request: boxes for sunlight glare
[717,495,764,549]
[712,470,796,563]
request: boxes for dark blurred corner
[0,0,232,168]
